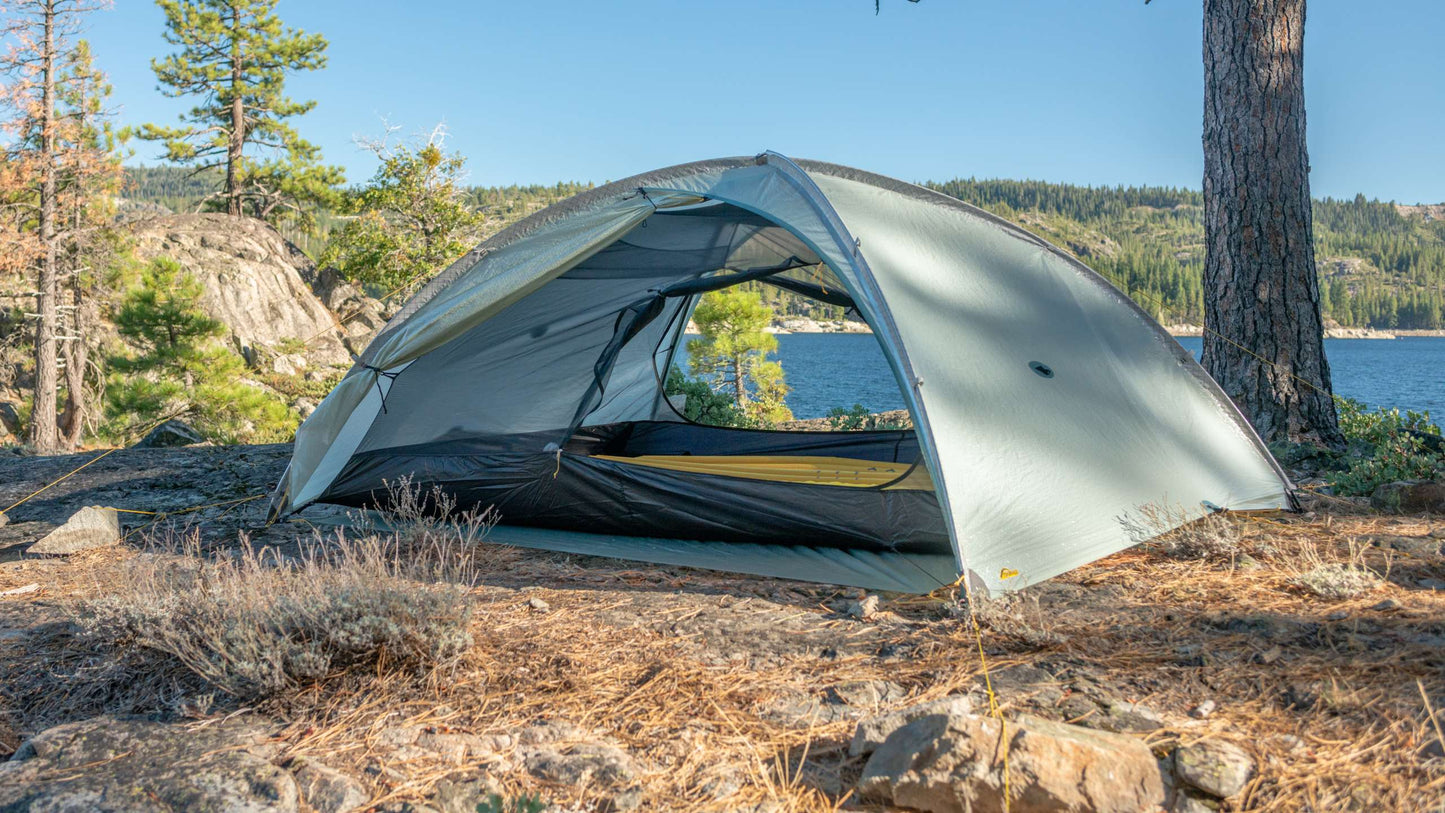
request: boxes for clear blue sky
[81,0,1443,202]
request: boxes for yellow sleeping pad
[592,454,934,491]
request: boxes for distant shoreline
[686,319,1445,339]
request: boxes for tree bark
[28,0,60,454]
[225,4,244,217]
[59,278,89,450]
[1202,0,1341,445]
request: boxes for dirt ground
[1,445,1444,811]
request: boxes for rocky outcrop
[312,266,391,357]
[128,214,352,369]
[0,715,297,812]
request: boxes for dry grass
[1121,502,1243,563]
[2,501,1444,811]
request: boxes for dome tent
[271,152,1292,594]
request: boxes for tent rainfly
[271,153,1292,595]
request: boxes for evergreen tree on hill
[137,0,342,230]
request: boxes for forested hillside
[121,167,1444,330]
[929,179,1445,330]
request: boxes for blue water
[681,334,1445,420]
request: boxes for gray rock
[0,402,20,436]
[525,742,635,785]
[0,714,296,812]
[0,511,7,528]
[271,353,307,376]
[850,695,975,756]
[1173,790,1220,812]
[1371,598,1401,611]
[847,594,880,619]
[1371,480,1445,513]
[1190,699,1217,719]
[607,787,645,811]
[1371,534,1442,556]
[1092,700,1165,733]
[858,712,1166,813]
[427,772,501,813]
[135,419,205,448]
[1173,739,1255,799]
[28,505,120,555]
[292,759,369,813]
[527,596,550,611]
[517,719,584,746]
[828,679,907,709]
[1419,578,1445,591]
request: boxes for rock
[27,505,120,555]
[858,712,1166,813]
[525,742,635,785]
[1173,739,1255,799]
[0,511,7,527]
[847,594,880,619]
[850,695,975,756]
[1430,527,1445,540]
[135,418,205,447]
[1092,700,1165,733]
[0,583,38,596]
[607,787,645,811]
[517,718,585,746]
[0,401,20,436]
[527,596,550,611]
[829,679,907,709]
[271,353,307,376]
[1420,578,1445,590]
[292,759,369,813]
[129,214,352,368]
[1190,700,1217,720]
[1371,598,1401,611]
[1371,480,1445,513]
[0,714,296,812]
[427,772,502,813]
[1173,790,1220,813]
[1371,534,1442,556]
[293,397,318,419]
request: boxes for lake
[682,334,1445,420]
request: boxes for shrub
[75,483,495,701]
[1119,503,1242,563]
[1331,396,1445,496]
[1288,539,1383,600]
[824,403,909,432]
[103,257,297,444]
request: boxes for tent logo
[1028,361,1055,379]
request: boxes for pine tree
[0,0,112,453]
[687,289,793,427]
[138,0,342,227]
[321,128,486,290]
[106,257,294,444]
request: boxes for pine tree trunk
[28,0,59,455]
[1201,0,1341,445]
[225,5,244,217]
[59,283,89,450]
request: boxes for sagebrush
[74,481,495,701]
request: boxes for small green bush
[1330,396,1444,496]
